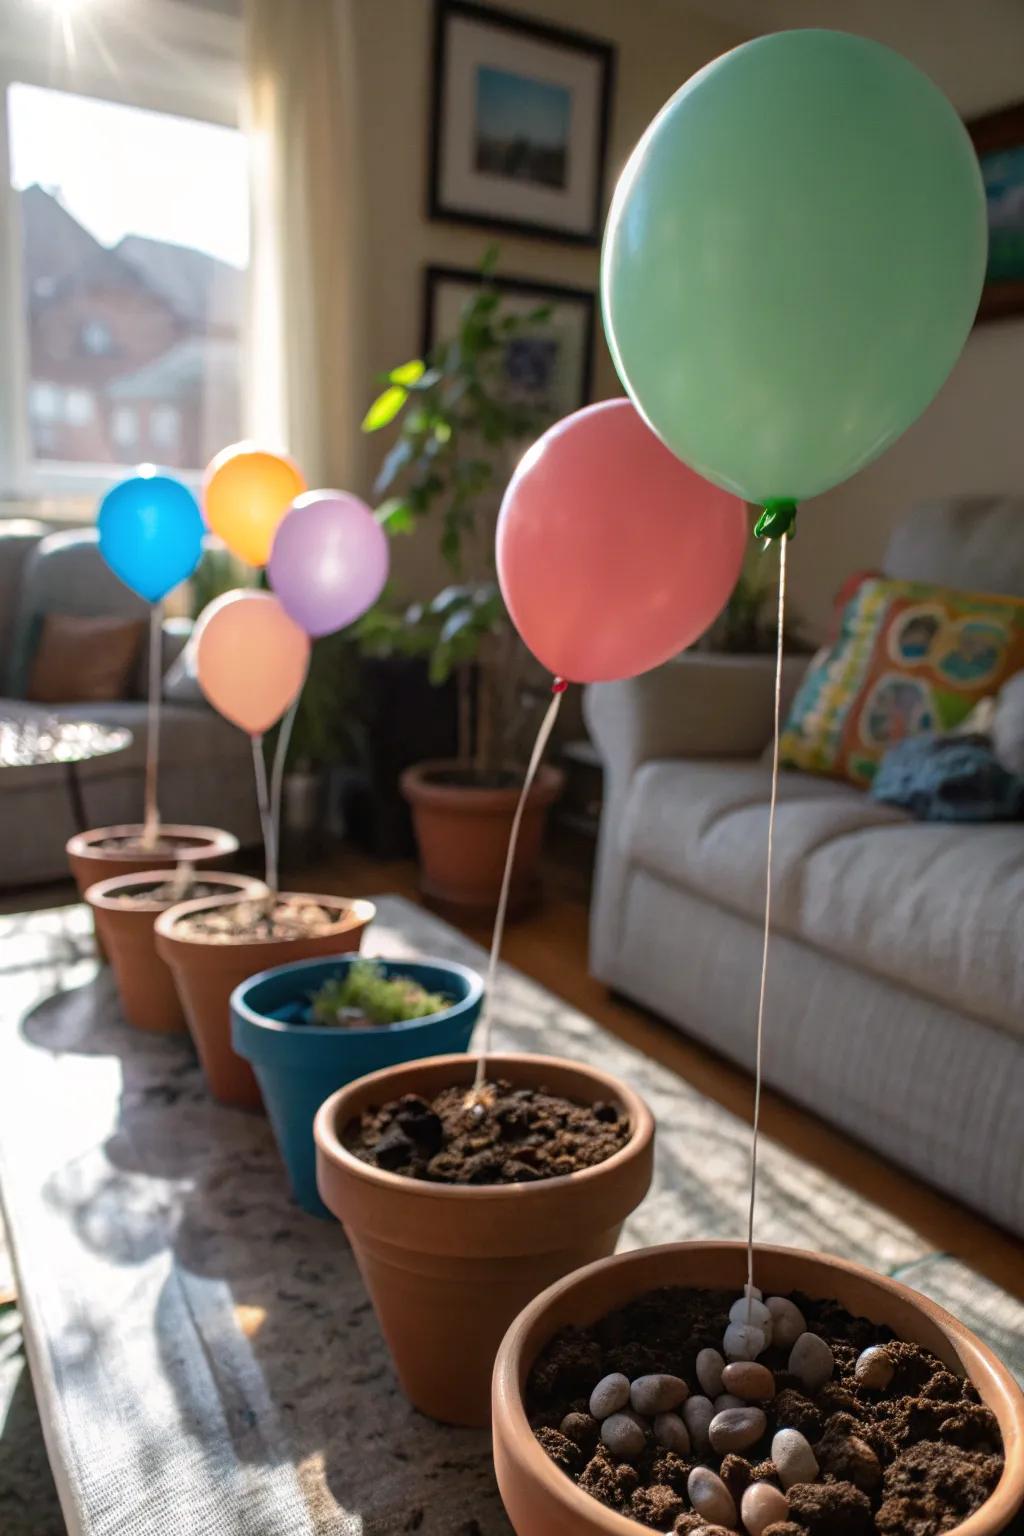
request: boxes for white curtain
[243,0,365,488]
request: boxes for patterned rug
[0,898,1021,1536]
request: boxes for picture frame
[428,0,615,245]
[422,264,595,418]
[966,100,1024,322]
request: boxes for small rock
[631,1373,689,1415]
[744,1283,764,1302]
[373,1123,415,1168]
[724,1321,767,1361]
[590,1372,630,1419]
[601,1411,646,1460]
[854,1344,895,1391]
[715,1393,747,1412]
[723,1361,776,1402]
[697,1346,726,1397]
[687,1465,738,1528]
[788,1332,834,1392]
[559,1412,599,1452]
[654,1411,691,1454]
[729,1296,774,1335]
[683,1394,715,1452]
[741,1482,789,1536]
[771,1427,819,1490]
[710,1406,768,1454]
[765,1297,806,1351]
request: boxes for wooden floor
[5,838,1022,1303]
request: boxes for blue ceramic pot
[231,955,483,1216]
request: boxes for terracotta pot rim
[401,760,564,812]
[155,891,377,950]
[313,1050,654,1206]
[67,823,239,863]
[492,1240,1024,1536]
[85,871,266,915]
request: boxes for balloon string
[251,732,274,900]
[745,532,787,1313]
[142,602,162,850]
[268,696,299,900]
[469,680,566,1102]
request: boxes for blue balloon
[97,469,204,603]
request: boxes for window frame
[0,0,245,503]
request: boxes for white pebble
[772,1427,819,1489]
[589,1372,630,1419]
[709,1405,768,1454]
[765,1296,806,1351]
[715,1392,746,1412]
[630,1373,688,1415]
[601,1411,646,1460]
[744,1283,764,1302]
[724,1321,767,1361]
[697,1346,726,1397]
[788,1331,834,1392]
[741,1481,789,1536]
[683,1394,715,1452]
[688,1466,737,1528]
[653,1411,691,1454]
[729,1296,773,1333]
[855,1344,895,1390]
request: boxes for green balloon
[602,30,987,506]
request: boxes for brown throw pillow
[27,614,146,704]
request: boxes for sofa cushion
[622,757,1024,1038]
[27,614,146,704]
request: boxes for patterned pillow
[779,576,1024,786]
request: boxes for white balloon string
[470,684,565,1099]
[268,696,299,898]
[142,602,162,849]
[251,732,274,897]
[746,533,787,1313]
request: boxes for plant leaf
[362,385,407,432]
[389,359,426,387]
[375,498,416,535]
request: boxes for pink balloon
[496,399,748,683]
[194,589,310,735]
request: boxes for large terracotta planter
[155,893,375,1109]
[492,1241,1024,1536]
[67,823,239,901]
[86,871,267,1035]
[314,1052,654,1427]
[400,760,564,917]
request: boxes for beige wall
[348,0,744,596]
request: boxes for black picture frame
[966,100,1024,323]
[422,264,596,413]
[428,0,615,246]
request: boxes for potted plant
[231,956,483,1216]
[492,1242,1024,1536]
[359,250,564,915]
[313,1050,655,1427]
[85,868,267,1033]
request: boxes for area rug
[0,898,1021,1536]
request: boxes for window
[4,80,248,486]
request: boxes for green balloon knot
[755,500,798,541]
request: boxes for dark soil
[343,1080,630,1184]
[173,897,340,943]
[527,1285,1003,1536]
[424,766,522,791]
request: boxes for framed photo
[967,100,1024,322]
[428,0,614,245]
[422,265,595,417]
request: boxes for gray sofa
[586,498,1024,1237]
[0,525,261,887]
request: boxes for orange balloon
[194,590,310,735]
[203,442,306,566]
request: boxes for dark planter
[231,955,484,1216]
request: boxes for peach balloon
[203,442,307,567]
[194,590,310,735]
[496,399,748,683]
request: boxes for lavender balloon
[268,490,389,637]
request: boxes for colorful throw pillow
[779,576,1024,786]
[27,613,146,705]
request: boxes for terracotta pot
[67,823,239,901]
[155,893,376,1109]
[492,1241,1024,1536]
[314,1052,655,1427]
[400,760,564,917]
[86,871,268,1034]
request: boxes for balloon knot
[755,500,798,542]
[551,677,568,695]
